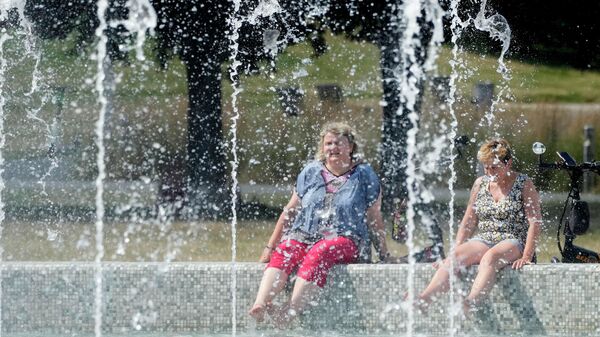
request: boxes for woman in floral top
[416,138,542,313]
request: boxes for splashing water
[423,0,445,73]
[93,1,110,334]
[446,0,469,334]
[0,0,522,335]
[0,26,11,337]
[227,1,285,334]
[1,6,45,333]
[20,11,61,197]
[247,0,282,25]
[111,0,157,62]
[473,0,512,130]
[397,0,426,335]
[394,0,513,333]
[226,0,244,335]
[1,1,59,197]
[91,0,157,334]
[474,0,511,82]
[416,0,447,254]
[438,0,514,332]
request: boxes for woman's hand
[511,257,531,270]
[258,192,300,264]
[379,253,398,264]
[259,246,273,263]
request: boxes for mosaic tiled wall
[1,262,599,336]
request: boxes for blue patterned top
[285,160,381,260]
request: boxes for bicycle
[532,142,600,263]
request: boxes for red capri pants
[267,237,359,288]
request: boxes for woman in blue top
[249,122,393,327]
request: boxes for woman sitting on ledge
[249,122,394,327]
[416,138,542,313]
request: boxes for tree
[24,0,234,217]
[22,0,426,217]
[152,0,231,217]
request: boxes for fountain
[0,0,599,337]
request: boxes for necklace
[324,162,353,177]
[327,176,347,190]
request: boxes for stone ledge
[1,262,599,336]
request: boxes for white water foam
[93,0,110,335]
[473,0,512,131]
[226,0,244,335]
[398,0,425,335]
[0,28,12,337]
[446,0,469,334]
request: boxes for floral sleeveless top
[473,173,529,246]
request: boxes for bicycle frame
[537,150,600,263]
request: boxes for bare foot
[273,308,296,329]
[414,297,431,315]
[402,292,431,314]
[462,299,477,318]
[249,303,268,322]
[269,303,296,329]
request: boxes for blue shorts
[469,237,524,253]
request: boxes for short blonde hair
[315,122,359,162]
[477,138,512,164]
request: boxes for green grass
[0,218,447,262]
[4,201,600,264]
[1,220,274,262]
[224,33,600,106]
[435,47,600,103]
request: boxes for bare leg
[418,240,489,304]
[273,277,321,328]
[273,237,356,327]
[464,240,522,310]
[289,277,321,315]
[249,267,289,322]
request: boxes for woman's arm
[367,193,393,262]
[259,192,301,263]
[455,178,482,246]
[512,178,542,269]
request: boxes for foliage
[4,31,600,190]
[453,0,600,70]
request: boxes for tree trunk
[183,54,228,219]
[378,8,431,213]
[378,22,410,214]
[378,10,442,252]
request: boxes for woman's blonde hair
[477,138,513,164]
[315,122,359,162]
